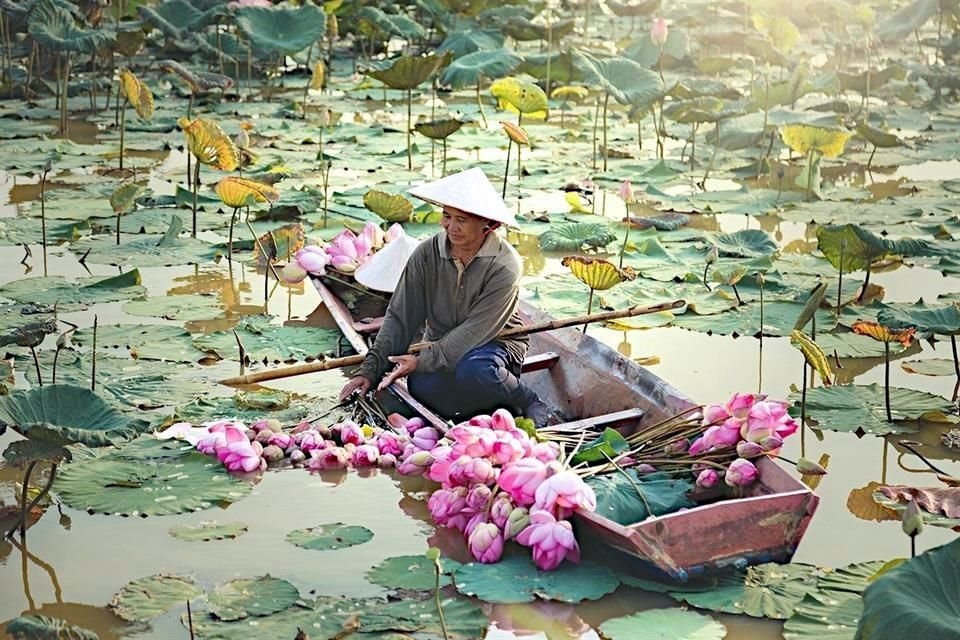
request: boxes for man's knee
[455,353,505,388]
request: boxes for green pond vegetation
[0,0,959,638]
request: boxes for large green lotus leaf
[573,51,663,107]
[121,295,226,322]
[0,384,151,446]
[68,231,220,267]
[875,0,939,43]
[115,207,228,235]
[187,599,342,640]
[356,6,427,40]
[137,0,225,39]
[208,576,300,621]
[28,0,114,54]
[587,470,695,526]
[169,521,248,542]
[674,301,838,337]
[439,48,523,89]
[877,302,960,338]
[620,237,705,281]
[709,229,778,258]
[518,50,583,84]
[437,29,505,57]
[367,54,448,91]
[375,596,488,639]
[902,358,957,376]
[0,270,146,312]
[0,304,55,343]
[363,189,413,223]
[856,538,960,639]
[626,282,739,316]
[671,563,820,619]
[817,560,888,594]
[0,360,13,394]
[625,27,690,67]
[192,316,339,363]
[0,216,89,246]
[783,589,862,640]
[69,324,204,363]
[235,5,326,56]
[538,222,617,252]
[174,391,318,425]
[816,224,937,275]
[814,332,909,359]
[365,554,462,590]
[4,614,99,639]
[285,523,374,551]
[600,608,726,640]
[523,273,632,318]
[414,118,466,140]
[662,97,724,124]
[791,384,955,435]
[454,556,619,604]
[110,574,203,622]
[55,448,254,516]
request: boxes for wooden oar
[219,300,685,386]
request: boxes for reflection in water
[485,601,598,640]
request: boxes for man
[338,168,551,427]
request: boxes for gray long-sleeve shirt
[355,230,528,383]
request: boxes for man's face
[440,206,487,249]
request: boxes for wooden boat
[312,276,820,582]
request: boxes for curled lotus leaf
[178,117,239,171]
[500,121,529,146]
[5,614,98,640]
[856,121,902,148]
[572,51,664,108]
[110,182,142,214]
[28,0,114,54]
[538,223,617,252]
[159,59,234,93]
[366,53,449,90]
[852,321,916,347]
[215,176,280,209]
[781,123,852,158]
[356,6,427,41]
[663,97,724,124]
[551,85,590,101]
[561,255,636,291]
[490,77,549,119]
[119,68,154,120]
[363,189,413,223]
[414,118,465,140]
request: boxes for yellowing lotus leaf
[856,122,902,148]
[852,321,916,347]
[119,68,154,120]
[363,189,412,223]
[752,14,800,52]
[551,85,589,101]
[215,177,280,209]
[310,60,325,90]
[781,123,852,158]
[490,77,548,120]
[179,118,240,171]
[501,121,529,146]
[561,255,636,291]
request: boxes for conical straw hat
[408,167,518,227]
[354,234,421,293]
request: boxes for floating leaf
[110,574,203,622]
[538,223,617,252]
[600,608,726,640]
[792,384,954,435]
[454,556,619,604]
[363,189,413,223]
[168,521,248,542]
[782,589,862,640]
[901,359,957,376]
[208,576,300,621]
[0,271,146,312]
[5,614,99,640]
[817,560,890,594]
[285,523,374,551]
[121,296,225,322]
[561,256,636,290]
[365,554,462,591]
[670,563,820,619]
[877,303,960,339]
[875,485,960,520]
[847,481,900,522]
[193,316,339,363]
[710,229,778,258]
[674,301,838,338]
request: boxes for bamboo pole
[220,300,686,386]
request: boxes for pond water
[2,2,960,639]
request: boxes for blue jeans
[407,341,537,419]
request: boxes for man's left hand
[378,354,418,390]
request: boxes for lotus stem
[732,283,743,306]
[836,246,844,316]
[619,214,630,270]
[246,208,281,282]
[690,123,696,171]
[516,114,523,187]
[90,52,97,112]
[119,99,127,171]
[583,288,594,334]
[187,600,195,640]
[636,117,640,151]
[865,41,872,118]
[859,261,873,303]
[884,341,892,422]
[475,78,487,128]
[8,461,37,539]
[702,263,712,291]
[502,139,512,198]
[228,207,239,261]
[192,158,200,238]
[187,93,194,120]
[29,346,42,387]
[602,92,609,171]
[800,360,807,457]
[91,314,97,391]
[442,138,447,176]
[702,120,721,186]
[805,149,814,202]
[322,160,331,228]
[951,335,960,383]
[302,43,313,120]
[433,557,450,640]
[592,96,600,170]
[758,276,764,393]
[187,153,192,189]
[867,144,877,169]
[13,463,57,540]
[406,89,412,171]
[62,54,72,134]
[39,167,48,277]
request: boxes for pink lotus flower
[296,246,329,275]
[329,230,359,259]
[426,445,455,484]
[619,179,634,204]
[490,493,514,529]
[728,392,758,420]
[702,421,741,450]
[696,469,720,488]
[411,426,441,451]
[268,432,293,450]
[650,18,668,47]
[361,221,384,252]
[504,506,530,540]
[385,223,404,243]
[725,458,759,487]
[489,433,524,466]
[197,424,246,456]
[529,441,560,463]
[218,438,265,473]
[534,471,597,518]
[448,425,495,458]
[397,450,434,476]
[447,456,497,487]
[760,435,783,453]
[353,444,380,467]
[378,453,397,468]
[337,421,365,446]
[402,417,425,436]
[469,522,504,563]
[467,414,493,429]
[428,487,468,526]
[745,400,794,442]
[688,437,707,456]
[308,446,349,470]
[516,510,581,571]
[295,430,326,453]
[465,484,493,511]
[491,408,517,432]
[376,431,404,456]
[736,441,763,458]
[664,439,688,455]
[703,403,730,425]
[498,458,548,506]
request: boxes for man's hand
[339,375,371,401]
[377,354,418,391]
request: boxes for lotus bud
[725,459,759,487]
[353,444,380,467]
[705,246,718,265]
[618,179,634,204]
[466,484,493,511]
[288,448,306,464]
[759,435,783,452]
[468,522,504,564]
[403,417,425,435]
[490,493,514,529]
[696,468,719,488]
[315,424,332,439]
[245,429,257,441]
[664,439,688,455]
[262,444,285,463]
[343,442,357,455]
[385,223,404,243]
[650,18,668,47]
[795,457,828,476]
[255,429,275,444]
[378,453,397,468]
[281,261,308,284]
[337,421,365,446]
[234,128,250,151]
[291,421,312,434]
[688,437,707,456]
[327,13,338,40]
[504,506,530,541]
[736,441,764,458]
[407,451,435,468]
[636,463,658,475]
[901,499,924,538]
[269,433,293,450]
[308,446,349,470]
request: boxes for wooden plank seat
[520,351,559,373]
[546,408,646,433]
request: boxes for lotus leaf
[365,554,463,591]
[783,589,863,640]
[538,223,617,252]
[235,4,325,56]
[363,189,413,222]
[781,124,852,158]
[587,470,694,525]
[454,556,619,604]
[68,229,220,267]
[113,207,226,234]
[573,52,663,107]
[215,176,279,209]
[437,29,505,57]
[851,321,916,347]
[55,448,254,516]
[0,270,146,312]
[814,332,908,359]
[817,560,889,594]
[439,49,523,89]
[752,14,800,52]
[856,538,960,639]
[877,302,960,338]
[208,576,300,621]
[169,521,248,542]
[671,563,820,619]
[414,118,465,140]
[875,0,939,43]
[501,120,529,145]
[110,574,203,622]
[709,229,778,258]
[28,0,114,54]
[356,6,427,41]
[175,392,317,425]
[366,54,448,91]
[625,27,690,67]
[847,482,899,523]
[374,596,488,638]
[109,183,142,214]
[137,0,225,39]
[874,485,960,520]
[119,69,153,121]
[902,358,957,376]
[285,523,374,551]
[0,384,150,447]
[4,614,98,640]
[673,301,838,337]
[561,255,636,290]
[489,77,549,118]
[519,50,583,84]
[3,439,71,467]
[791,384,954,435]
[193,315,339,363]
[179,117,239,171]
[0,216,88,246]
[571,427,630,464]
[121,296,226,322]
[663,97,724,124]
[600,608,726,640]
[186,598,345,640]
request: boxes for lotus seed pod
[288,448,306,464]
[262,444,285,463]
[255,429,275,444]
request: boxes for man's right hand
[339,375,371,401]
